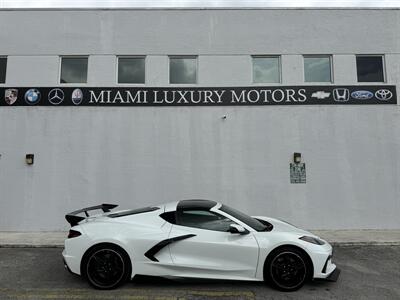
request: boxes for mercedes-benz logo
[375,89,393,101]
[48,88,65,105]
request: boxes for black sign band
[1,86,396,106]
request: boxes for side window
[118,56,145,84]
[356,55,385,82]
[169,56,197,84]
[0,56,7,84]
[303,55,332,83]
[177,210,234,232]
[60,56,88,84]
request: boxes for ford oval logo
[351,90,374,100]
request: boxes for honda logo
[333,89,350,102]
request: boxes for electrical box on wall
[290,153,306,184]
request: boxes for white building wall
[0,9,399,231]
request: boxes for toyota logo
[375,89,393,101]
[48,88,65,105]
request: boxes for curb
[330,241,400,247]
[0,244,64,248]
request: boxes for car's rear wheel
[264,246,310,292]
[82,244,131,289]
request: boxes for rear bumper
[62,248,81,275]
[62,255,74,274]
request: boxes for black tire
[264,246,310,292]
[82,244,132,290]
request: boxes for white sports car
[63,199,340,291]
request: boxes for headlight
[299,236,325,245]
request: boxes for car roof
[164,199,218,212]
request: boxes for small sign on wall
[290,163,306,184]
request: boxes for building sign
[0,85,396,106]
[290,163,306,184]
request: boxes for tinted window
[0,57,6,83]
[177,210,234,232]
[220,205,267,232]
[169,57,197,84]
[253,56,280,83]
[304,56,332,82]
[356,56,384,82]
[60,57,88,83]
[118,57,145,84]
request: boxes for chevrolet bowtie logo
[311,91,330,99]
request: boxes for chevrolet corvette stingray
[63,199,340,291]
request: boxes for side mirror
[229,224,249,235]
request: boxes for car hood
[253,216,317,237]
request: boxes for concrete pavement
[1,230,400,247]
[0,246,399,299]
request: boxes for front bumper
[326,268,341,282]
[316,268,341,282]
[309,243,340,281]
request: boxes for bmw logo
[71,88,83,105]
[24,89,41,105]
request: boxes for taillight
[68,230,81,239]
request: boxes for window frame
[168,55,198,85]
[116,55,146,85]
[251,55,282,84]
[303,54,334,83]
[355,54,386,83]
[0,56,7,84]
[175,208,237,232]
[59,55,89,85]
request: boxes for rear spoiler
[65,203,118,227]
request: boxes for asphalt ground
[0,246,399,300]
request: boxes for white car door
[167,209,259,280]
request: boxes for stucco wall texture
[0,9,399,230]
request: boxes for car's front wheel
[264,246,310,292]
[82,244,131,289]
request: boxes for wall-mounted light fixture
[26,154,34,165]
[293,152,301,164]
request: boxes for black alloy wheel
[265,247,309,291]
[84,245,131,289]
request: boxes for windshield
[220,204,267,232]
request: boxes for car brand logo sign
[375,89,393,101]
[333,88,350,102]
[351,90,374,100]
[5,89,18,105]
[311,91,330,99]
[48,88,64,105]
[24,89,41,105]
[71,88,83,105]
